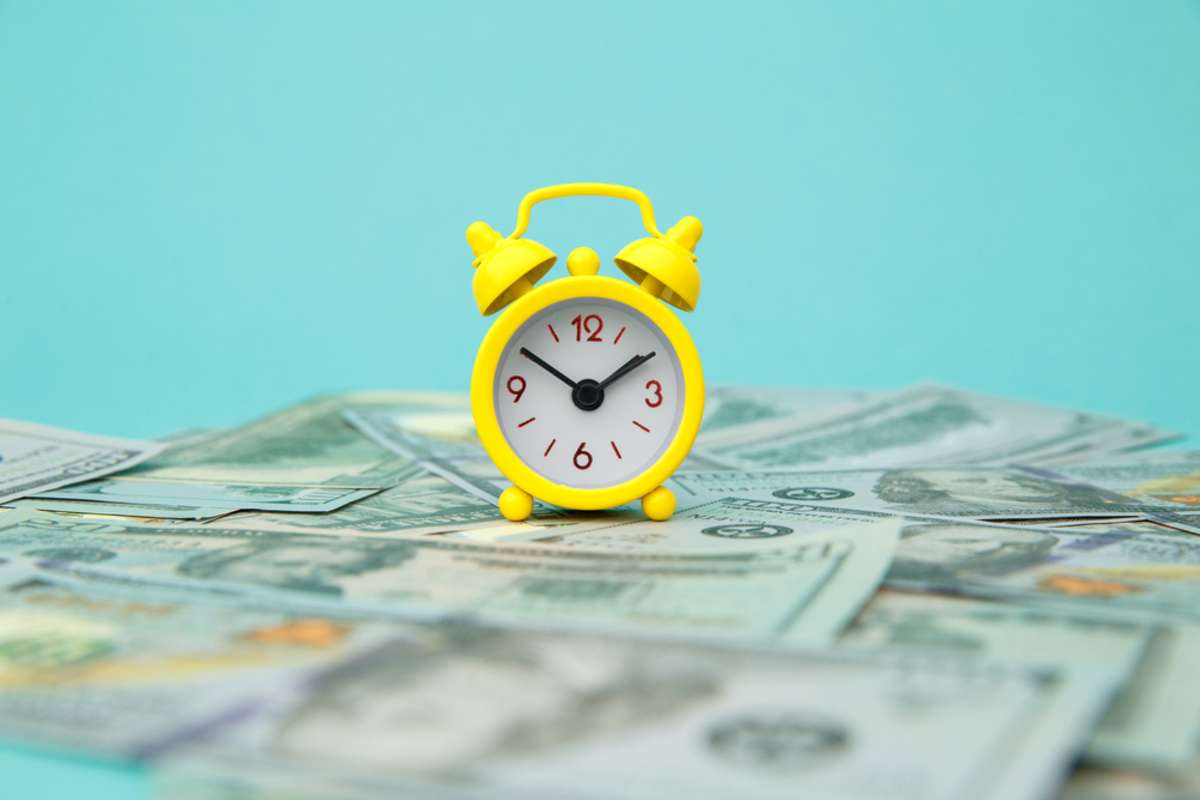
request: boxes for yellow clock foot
[499,486,534,522]
[641,486,676,521]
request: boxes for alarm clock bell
[466,183,702,316]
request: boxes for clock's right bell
[615,216,703,312]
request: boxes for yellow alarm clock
[466,183,705,523]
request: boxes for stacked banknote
[0,384,1197,800]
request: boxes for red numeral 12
[570,314,604,342]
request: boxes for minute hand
[599,351,656,389]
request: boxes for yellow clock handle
[509,183,664,239]
[468,182,702,315]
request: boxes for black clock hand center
[599,351,657,390]
[520,348,577,389]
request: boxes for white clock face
[494,298,685,489]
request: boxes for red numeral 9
[570,314,604,342]
[573,441,593,470]
[506,375,526,403]
[644,379,664,408]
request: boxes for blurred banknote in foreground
[153,625,1112,800]
[0,419,165,504]
[840,590,1200,770]
[0,571,394,758]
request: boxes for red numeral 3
[644,379,663,408]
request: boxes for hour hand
[599,351,656,389]
[520,348,577,389]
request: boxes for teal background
[0,1,1197,796]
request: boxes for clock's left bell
[467,221,557,315]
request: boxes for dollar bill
[7,497,236,521]
[129,393,469,488]
[506,495,899,552]
[1086,626,1200,770]
[0,419,165,504]
[669,466,1167,520]
[0,571,395,758]
[690,385,1176,471]
[885,518,1200,624]
[697,386,873,439]
[214,472,561,541]
[1059,759,1200,799]
[34,477,376,514]
[842,589,1149,677]
[840,590,1200,770]
[0,511,900,647]
[153,627,1102,800]
[1047,452,1200,512]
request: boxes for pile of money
[0,384,1196,800]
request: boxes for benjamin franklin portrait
[177,538,416,595]
[889,522,1058,583]
[274,626,718,776]
[873,469,1122,513]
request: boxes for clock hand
[519,348,577,389]
[598,351,657,390]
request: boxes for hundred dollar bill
[0,511,900,647]
[669,466,1167,520]
[0,572,395,759]
[1047,452,1200,513]
[840,590,1200,770]
[0,419,165,504]
[7,497,236,521]
[1086,626,1200,770]
[885,518,1200,624]
[698,386,873,439]
[34,477,376,514]
[1059,759,1200,799]
[690,384,1176,471]
[842,590,1148,679]
[507,495,900,552]
[129,393,468,488]
[153,626,1101,800]
[215,472,562,542]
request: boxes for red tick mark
[543,438,556,456]
[632,420,650,433]
[518,417,536,428]
[547,324,560,343]
[610,441,622,459]
[613,326,626,345]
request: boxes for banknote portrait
[273,629,717,773]
[706,712,850,769]
[177,538,416,595]
[22,546,117,564]
[889,522,1057,582]
[873,469,1121,513]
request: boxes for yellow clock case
[471,274,704,514]
[465,183,704,522]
